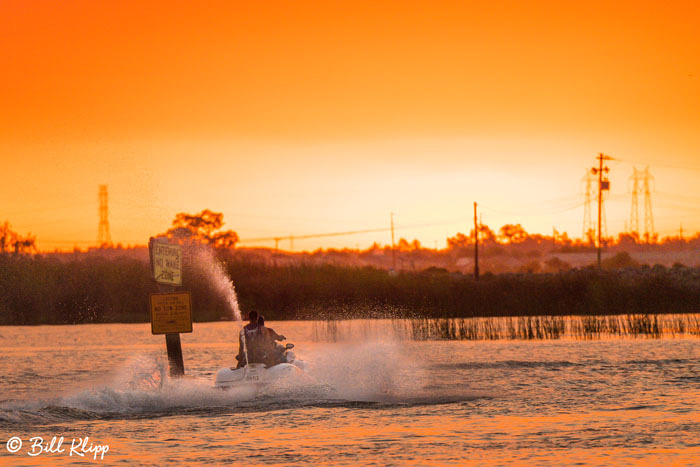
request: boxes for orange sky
[1,0,699,251]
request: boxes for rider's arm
[238,331,245,355]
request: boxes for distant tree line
[1,249,699,325]
[2,210,699,325]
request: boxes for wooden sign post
[148,237,189,377]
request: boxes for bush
[602,251,638,270]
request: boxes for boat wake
[0,342,485,428]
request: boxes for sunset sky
[1,0,699,251]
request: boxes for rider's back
[241,323,266,364]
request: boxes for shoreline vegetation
[3,210,700,329]
[310,314,700,342]
[2,248,700,328]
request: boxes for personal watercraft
[214,342,306,391]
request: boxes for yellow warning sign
[150,240,182,286]
[150,292,192,335]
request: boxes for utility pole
[390,212,396,271]
[473,202,479,280]
[591,153,612,269]
[602,198,608,240]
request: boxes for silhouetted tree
[556,231,573,247]
[585,228,596,246]
[447,232,471,249]
[478,224,498,245]
[498,224,528,244]
[448,224,499,250]
[397,238,412,252]
[162,209,239,248]
[368,242,382,251]
[0,221,36,254]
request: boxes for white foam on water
[1,339,482,425]
[0,356,257,421]
[59,377,258,414]
[304,340,429,402]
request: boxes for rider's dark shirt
[239,323,265,364]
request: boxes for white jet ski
[214,340,306,391]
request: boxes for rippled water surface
[1,321,699,465]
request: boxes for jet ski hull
[214,361,305,390]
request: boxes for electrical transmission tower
[582,170,596,244]
[629,167,642,238]
[97,185,112,247]
[629,167,655,242]
[591,153,612,268]
[642,167,655,243]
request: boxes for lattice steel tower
[643,167,655,242]
[97,185,112,247]
[629,167,642,237]
[582,170,596,244]
[591,153,612,268]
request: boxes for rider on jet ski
[236,312,287,368]
[236,311,265,368]
[258,315,287,367]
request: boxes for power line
[656,191,700,203]
[653,200,700,211]
[39,239,144,245]
[480,200,587,218]
[239,226,391,244]
[616,157,700,172]
[238,216,478,245]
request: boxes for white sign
[150,239,182,286]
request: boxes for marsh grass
[3,252,700,326]
[312,314,700,341]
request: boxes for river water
[1,321,699,465]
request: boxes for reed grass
[311,314,700,342]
